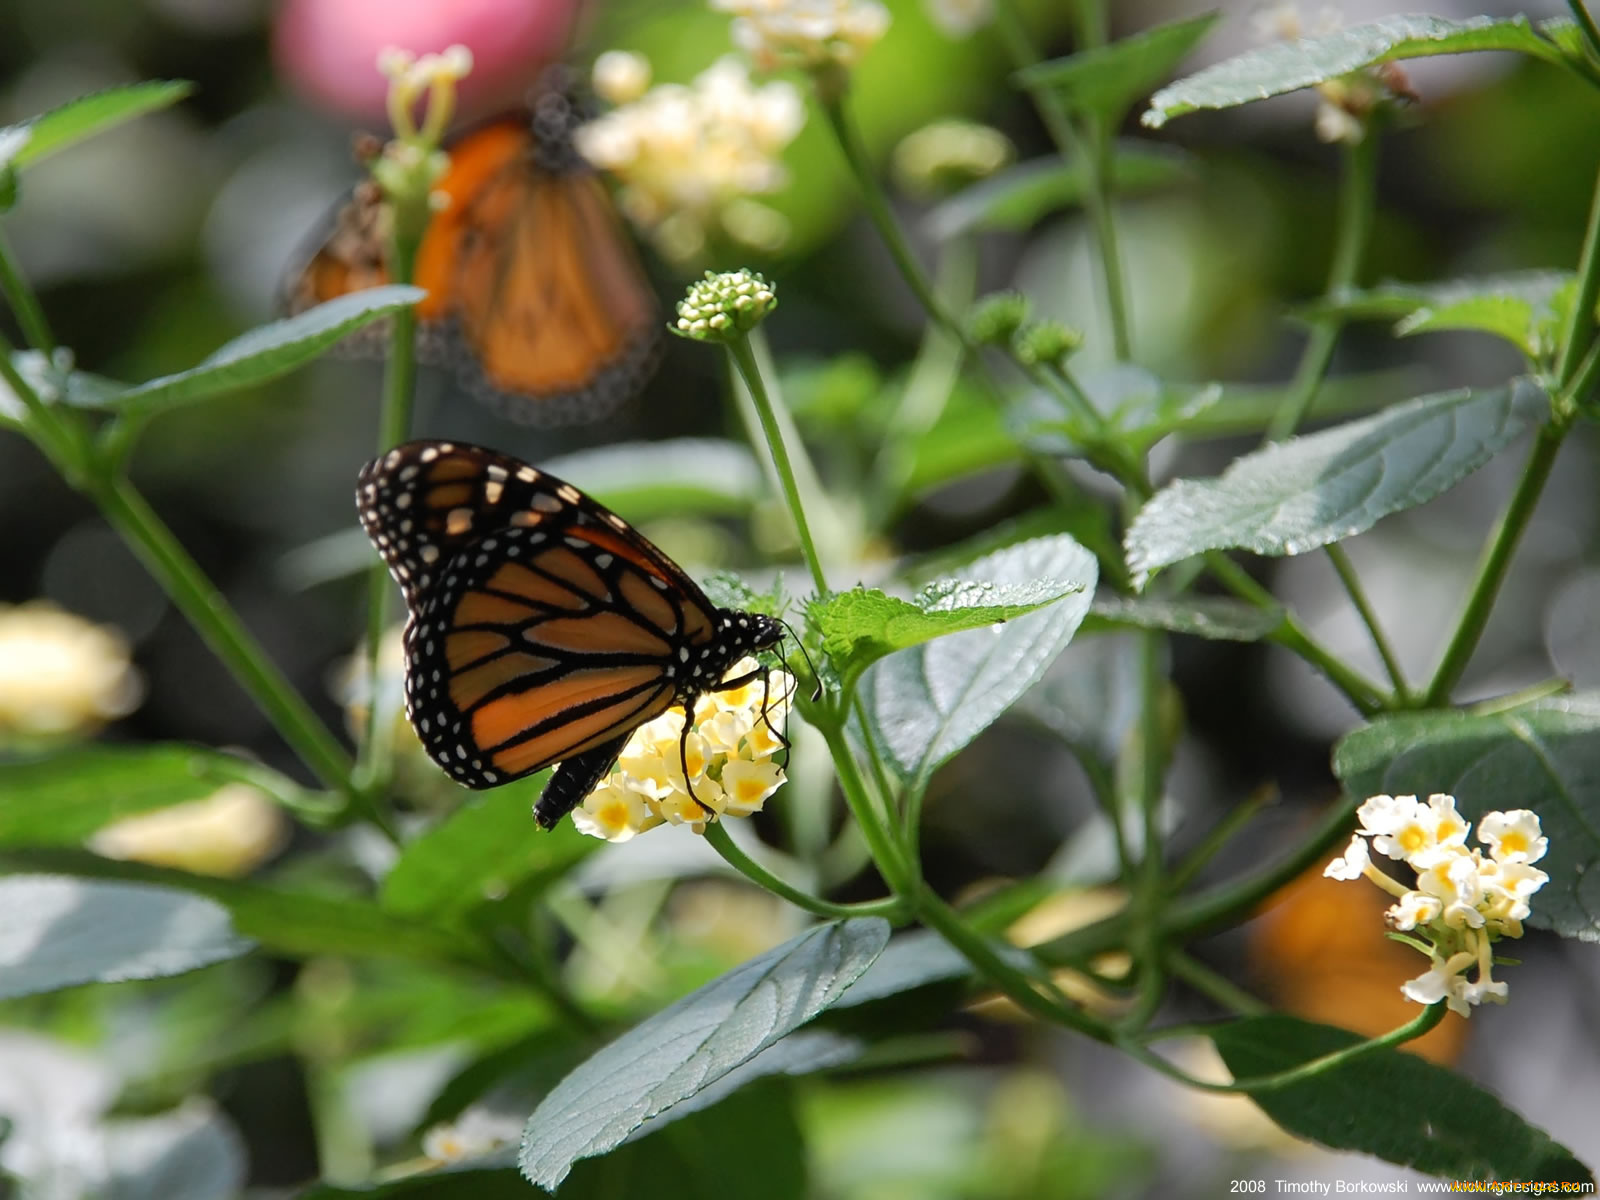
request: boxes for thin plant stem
[1165,785,1273,896]
[1423,424,1565,705]
[818,90,961,339]
[1164,949,1269,1017]
[819,718,918,898]
[1124,1001,1446,1094]
[994,2,1131,359]
[1556,162,1600,393]
[0,227,55,354]
[91,474,365,805]
[702,821,908,921]
[1325,542,1410,701]
[357,232,420,794]
[1567,1,1600,64]
[1266,130,1380,442]
[915,882,1111,1038]
[727,335,829,597]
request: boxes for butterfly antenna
[781,619,822,702]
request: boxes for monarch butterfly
[357,439,785,829]
[289,83,661,427]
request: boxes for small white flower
[1385,890,1441,932]
[1401,959,1467,1012]
[421,1107,522,1163]
[718,758,785,816]
[1478,809,1548,864]
[1323,834,1370,881]
[713,0,891,71]
[593,50,652,105]
[572,779,662,843]
[923,0,992,38]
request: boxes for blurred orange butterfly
[287,85,661,427]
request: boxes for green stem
[1423,423,1566,705]
[995,2,1131,359]
[1125,1002,1445,1094]
[726,335,829,597]
[0,226,55,354]
[357,232,420,793]
[1567,1,1600,64]
[1556,162,1600,393]
[818,90,962,340]
[91,474,361,803]
[702,820,908,921]
[1164,949,1269,1017]
[1266,130,1379,442]
[1165,785,1272,896]
[1124,626,1167,1030]
[1325,543,1410,701]
[819,717,918,898]
[916,882,1110,1038]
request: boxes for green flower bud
[965,291,1030,346]
[1012,319,1083,368]
[672,270,778,342]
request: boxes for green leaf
[0,874,251,999]
[1333,694,1600,942]
[111,288,426,415]
[1145,16,1568,127]
[0,745,255,847]
[862,534,1097,784]
[543,440,764,521]
[1304,271,1575,361]
[0,81,192,171]
[1082,595,1284,641]
[519,918,889,1190]
[379,781,593,922]
[813,574,1085,695]
[0,850,501,970]
[832,929,971,1007]
[1125,381,1548,583]
[1018,13,1221,124]
[925,144,1191,240]
[1211,1016,1593,1182]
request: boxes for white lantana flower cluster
[1324,793,1549,1017]
[577,54,805,262]
[573,658,794,842]
[711,0,890,71]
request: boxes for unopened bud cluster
[966,293,1081,369]
[673,270,777,342]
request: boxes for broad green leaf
[1145,16,1568,127]
[1211,1016,1593,1182]
[1015,634,1145,763]
[0,745,254,847]
[1082,595,1284,641]
[901,397,1019,497]
[1125,381,1548,583]
[1303,271,1575,361]
[519,918,889,1189]
[543,439,764,520]
[0,874,250,999]
[1018,13,1221,123]
[379,781,593,922]
[925,144,1191,239]
[0,81,192,171]
[813,574,1086,695]
[103,1103,246,1200]
[112,288,426,415]
[862,535,1097,784]
[832,929,972,1007]
[1333,694,1600,942]
[0,850,502,970]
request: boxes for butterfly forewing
[357,441,782,818]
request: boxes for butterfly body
[291,90,660,426]
[357,440,782,828]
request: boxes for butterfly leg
[534,734,632,829]
[678,722,715,821]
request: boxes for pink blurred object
[273,0,577,125]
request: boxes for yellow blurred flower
[0,602,141,741]
[892,119,1013,198]
[89,783,287,877]
[573,657,795,841]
